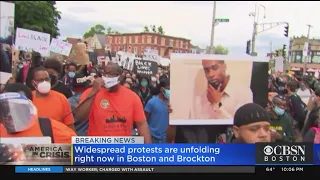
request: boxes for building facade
[289,37,320,70]
[105,32,191,57]
[190,45,206,54]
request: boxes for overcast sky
[56,1,320,56]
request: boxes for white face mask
[37,81,51,94]
[102,76,120,89]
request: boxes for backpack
[312,127,320,143]
[38,117,54,143]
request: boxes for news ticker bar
[12,165,320,173]
[14,166,255,173]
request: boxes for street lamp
[249,3,266,56]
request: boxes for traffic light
[246,40,251,55]
[284,24,289,37]
[282,44,286,57]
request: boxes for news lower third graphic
[0,144,71,165]
[72,144,256,165]
[256,143,314,165]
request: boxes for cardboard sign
[68,42,90,65]
[15,28,50,56]
[49,38,72,56]
[133,59,158,76]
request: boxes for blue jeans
[152,137,166,144]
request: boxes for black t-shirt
[51,81,73,99]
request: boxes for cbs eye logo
[263,145,274,155]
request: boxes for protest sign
[170,54,269,125]
[143,48,159,61]
[75,42,90,65]
[15,28,50,56]
[274,57,284,72]
[97,56,108,66]
[0,1,14,84]
[49,38,72,56]
[68,43,90,65]
[118,51,135,70]
[133,59,158,76]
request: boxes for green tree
[143,26,149,32]
[14,1,61,38]
[83,24,106,38]
[105,27,121,35]
[215,45,229,55]
[151,25,157,33]
[106,27,112,34]
[157,26,165,35]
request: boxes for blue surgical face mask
[162,88,170,99]
[68,72,76,78]
[274,106,285,116]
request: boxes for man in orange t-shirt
[31,67,75,130]
[74,63,151,143]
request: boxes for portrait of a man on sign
[169,54,269,125]
[191,59,253,119]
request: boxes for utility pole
[209,1,217,54]
[270,41,273,61]
[303,24,312,75]
[249,3,266,56]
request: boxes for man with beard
[232,103,271,143]
[190,60,252,119]
[74,63,151,143]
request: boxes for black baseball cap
[72,74,92,87]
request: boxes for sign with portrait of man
[169,54,269,125]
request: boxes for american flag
[0,144,26,164]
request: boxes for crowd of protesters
[0,50,319,144]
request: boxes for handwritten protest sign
[143,48,159,61]
[15,28,50,56]
[49,38,72,56]
[133,59,158,76]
